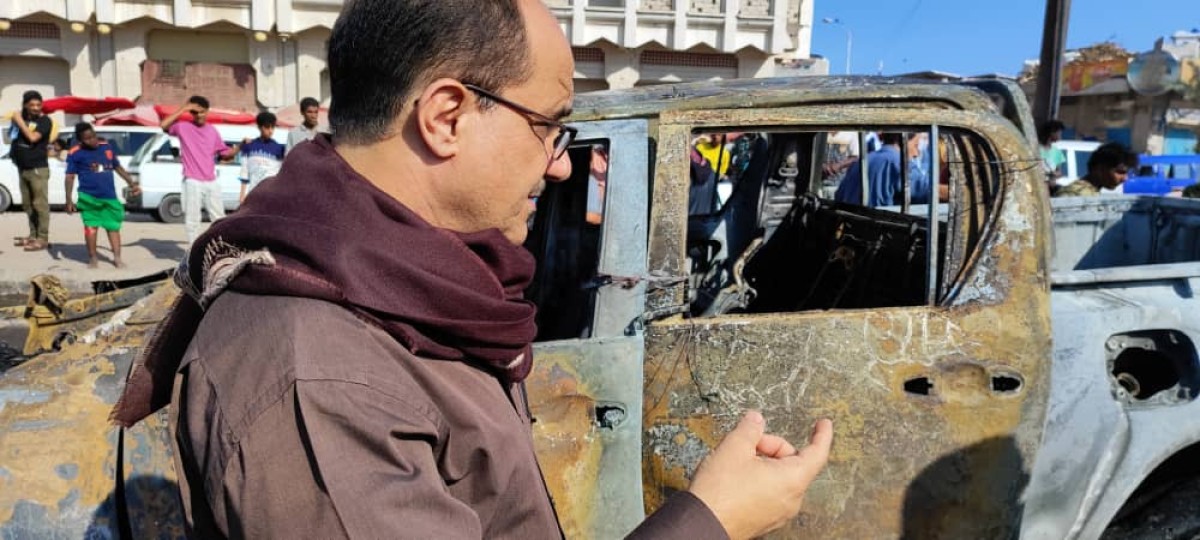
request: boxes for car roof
[1053,140,1102,151]
[570,75,1007,122]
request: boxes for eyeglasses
[463,83,577,162]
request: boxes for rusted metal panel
[528,336,645,540]
[642,104,1052,538]
[14,275,163,358]
[571,77,1002,124]
[122,408,185,540]
[576,119,651,339]
[0,282,180,538]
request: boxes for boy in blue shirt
[239,112,286,203]
[65,122,141,268]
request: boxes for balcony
[548,0,803,56]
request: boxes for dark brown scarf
[112,135,537,427]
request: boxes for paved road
[0,209,197,295]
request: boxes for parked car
[0,126,164,210]
[122,124,290,222]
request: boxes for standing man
[7,91,54,251]
[285,96,322,154]
[1055,142,1139,197]
[113,1,833,538]
[1038,119,1067,193]
[64,122,141,268]
[835,133,940,207]
[238,112,286,203]
[160,96,238,243]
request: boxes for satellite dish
[1128,47,1181,96]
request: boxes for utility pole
[1033,0,1072,127]
[822,17,853,75]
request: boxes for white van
[124,124,290,222]
[0,125,160,209]
[1051,139,1101,187]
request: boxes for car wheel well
[1103,440,1200,538]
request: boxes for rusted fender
[527,337,646,539]
[0,281,182,539]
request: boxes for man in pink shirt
[160,95,239,242]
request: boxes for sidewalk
[0,210,198,295]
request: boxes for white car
[0,126,160,209]
[1051,139,1101,187]
[125,124,290,222]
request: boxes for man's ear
[414,79,471,159]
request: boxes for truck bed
[1050,196,1200,286]
[1029,197,1200,540]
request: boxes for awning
[94,104,160,127]
[42,96,137,115]
[152,104,256,125]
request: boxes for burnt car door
[640,105,1053,538]
[524,119,650,539]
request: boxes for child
[49,138,69,161]
[239,112,286,203]
[65,122,141,268]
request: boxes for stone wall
[141,60,258,112]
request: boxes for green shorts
[77,192,125,231]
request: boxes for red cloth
[94,104,159,126]
[42,96,136,115]
[112,134,538,427]
[152,104,257,125]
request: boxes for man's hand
[128,184,142,196]
[66,201,76,214]
[10,111,25,127]
[688,411,833,540]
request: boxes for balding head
[327,0,534,145]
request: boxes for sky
[809,0,1200,77]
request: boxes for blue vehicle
[1124,154,1200,195]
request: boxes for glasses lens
[552,128,575,160]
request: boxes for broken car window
[685,126,1000,318]
[525,141,611,342]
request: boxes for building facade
[1021,32,1200,155]
[0,0,814,116]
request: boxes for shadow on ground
[46,242,103,265]
[128,239,188,263]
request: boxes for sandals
[13,236,31,247]
[22,239,48,252]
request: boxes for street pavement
[0,209,196,296]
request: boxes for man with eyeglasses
[1056,142,1139,197]
[112,1,831,538]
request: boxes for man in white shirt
[285,96,323,154]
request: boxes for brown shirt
[1055,179,1101,197]
[171,292,727,539]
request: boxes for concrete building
[0,0,815,117]
[1021,32,1200,155]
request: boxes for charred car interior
[684,126,1005,318]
